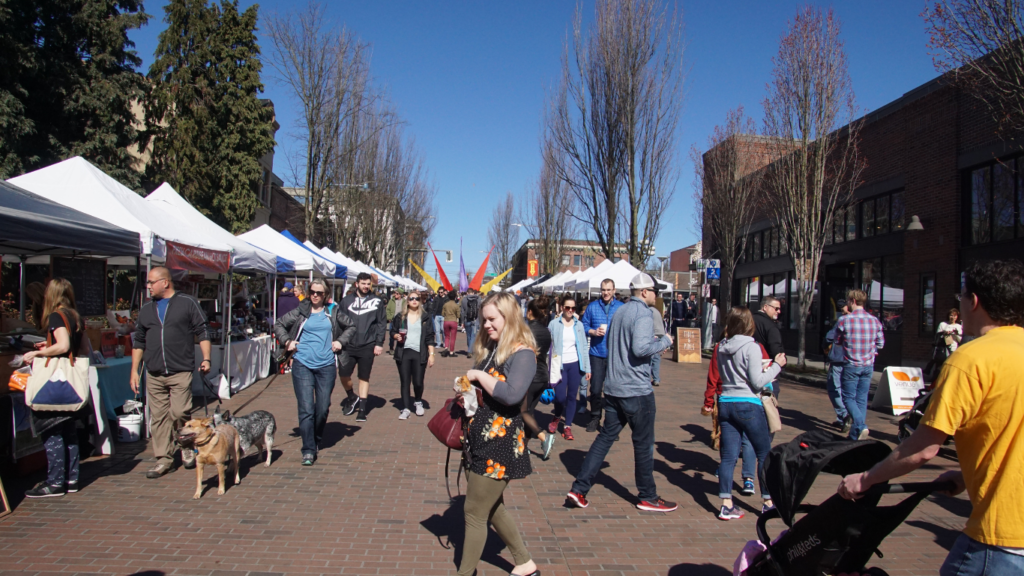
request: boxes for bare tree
[925,0,1024,135]
[692,107,768,315]
[762,6,865,365]
[522,137,577,275]
[546,0,684,264]
[487,191,518,275]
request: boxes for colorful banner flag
[427,242,453,291]
[458,238,469,293]
[408,259,441,291]
[470,246,493,291]
[480,267,513,293]
[165,241,231,274]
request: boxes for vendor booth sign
[871,367,925,415]
[166,241,230,274]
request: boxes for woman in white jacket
[715,307,787,521]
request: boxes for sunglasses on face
[310,291,325,297]
[770,305,781,311]
[146,279,166,285]
[563,306,575,311]
[408,297,420,302]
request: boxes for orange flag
[469,246,493,290]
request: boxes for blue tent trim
[279,230,347,279]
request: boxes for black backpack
[466,297,479,322]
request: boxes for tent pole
[18,256,26,321]
[225,270,232,398]
[112,269,117,310]
[146,256,152,302]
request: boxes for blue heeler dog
[213,409,276,467]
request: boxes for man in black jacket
[131,266,212,478]
[338,272,387,422]
[753,296,787,398]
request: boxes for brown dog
[177,418,241,499]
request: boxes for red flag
[428,242,453,291]
[469,246,493,291]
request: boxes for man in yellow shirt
[837,259,1024,574]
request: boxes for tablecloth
[7,370,114,459]
[192,335,272,400]
[94,356,135,421]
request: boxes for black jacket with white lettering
[339,291,387,348]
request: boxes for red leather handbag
[428,394,467,450]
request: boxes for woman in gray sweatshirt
[714,307,787,520]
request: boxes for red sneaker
[547,418,560,434]
[637,498,678,512]
[562,426,574,441]
[566,491,589,508]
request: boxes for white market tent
[565,260,615,292]
[238,225,335,277]
[504,278,533,293]
[586,260,644,295]
[146,183,286,274]
[9,156,231,260]
[536,271,573,293]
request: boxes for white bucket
[117,413,144,443]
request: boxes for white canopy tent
[9,157,231,260]
[535,271,572,293]
[565,260,615,292]
[238,225,335,277]
[146,184,284,274]
[584,260,644,295]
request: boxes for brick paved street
[1,334,968,576]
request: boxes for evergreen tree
[0,0,148,185]
[144,0,275,233]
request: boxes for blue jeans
[291,360,337,456]
[554,361,583,424]
[43,419,79,487]
[841,364,873,439]
[827,363,848,420]
[433,315,445,347]
[588,355,608,416]
[740,435,756,480]
[571,393,658,501]
[465,321,477,353]
[718,401,772,499]
[940,533,1024,576]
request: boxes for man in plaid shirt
[835,288,885,440]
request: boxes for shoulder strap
[54,309,76,364]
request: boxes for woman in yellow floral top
[455,291,539,576]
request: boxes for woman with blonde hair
[455,291,540,576]
[389,289,435,419]
[22,278,90,498]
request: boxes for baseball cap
[630,273,655,290]
[283,282,294,289]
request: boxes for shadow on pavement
[906,519,959,550]
[654,441,719,514]
[419,494,515,574]
[668,562,731,576]
[558,448,634,505]
[288,421,358,451]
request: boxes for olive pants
[458,471,531,575]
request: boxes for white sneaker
[399,409,411,420]
[858,428,870,440]
[414,401,425,417]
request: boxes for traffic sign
[707,267,720,280]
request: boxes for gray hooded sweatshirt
[716,335,781,402]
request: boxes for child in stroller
[737,430,954,576]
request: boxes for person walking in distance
[523,297,556,460]
[580,279,623,433]
[131,267,212,478]
[547,294,590,441]
[456,292,539,576]
[685,293,699,328]
[567,273,676,512]
[824,301,851,433]
[703,298,720,349]
[338,272,387,423]
[385,290,405,354]
[752,296,786,398]
[670,292,687,333]
[834,289,884,440]
[460,288,481,355]
[275,280,356,465]
[431,288,447,349]
[441,291,461,355]
[276,281,300,320]
[837,260,1024,575]
[389,290,435,419]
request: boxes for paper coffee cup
[600,324,607,331]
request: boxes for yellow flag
[480,267,513,293]
[408,259,441,291]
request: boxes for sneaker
[541,433,555,461]
[718,505,745,520]
[398,409,411,420]
[414,401,425,417]
[858,428,870,440]
[637,498,678,512]
[301,454,314,466]
[182,451,196,470]
[841,415,852,435]
[344,397,361,416]
[761,502,775,514]
[741,478,755,496]
[547,418,560,434]
[831,419,844,430]
[25,482,65,498]
[66,480,79,493]
[562,426,574,441]
[146,463,173,479]
[586,417,599,433]
[356,407,367,422]
[566,491,589,508]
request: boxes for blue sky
[129,1,938,280]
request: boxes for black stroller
[742,430,954,576]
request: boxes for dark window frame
[964,156,1023,247]
[920,272,936,337]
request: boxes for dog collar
[192,427,217,447]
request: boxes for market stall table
[193,335,272,399]
[94,356,135,421]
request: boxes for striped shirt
[836,308,885,367]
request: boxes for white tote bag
[25,311,91,412]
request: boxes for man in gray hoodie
[566,273,677,512]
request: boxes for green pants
[458,472,531,575]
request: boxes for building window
[862,199,875,238]
[573,254,581,267]
[920,273,936,336]
[779,229,788,254]
[966,157,1024,246]
[858,254,903,331]
[752,231,762,261]
[833,208,845,244]
[875,194,890,235]
[561,254,570,266]
[846,207,857,241]
[890,191,905,231]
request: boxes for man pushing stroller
[838,259,1024,575]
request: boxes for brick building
[702,73,1024,367]
[509,239,630,284]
